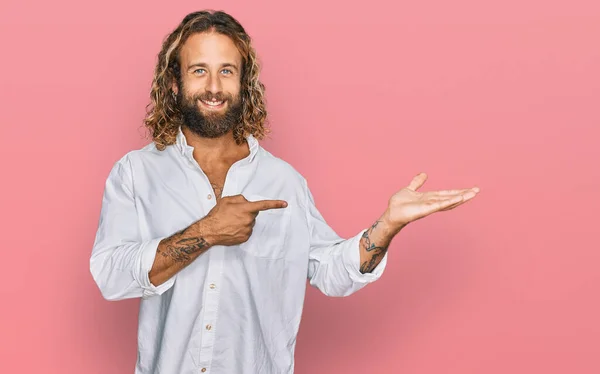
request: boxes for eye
[221,69,233,75]
[193,68,206,75]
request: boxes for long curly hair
[143,10,269,150]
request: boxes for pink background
[1,0,599,373]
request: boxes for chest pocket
[238,194,293,259]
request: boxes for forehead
[178,32,242,66]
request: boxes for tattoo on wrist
[158,228,210,263]
[359,220,389,274]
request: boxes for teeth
[201,99,223,106]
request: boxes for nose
[205,72,222,95]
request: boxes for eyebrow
[187,62,239,71]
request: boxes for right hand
[200,194,288,246]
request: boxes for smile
[200,99,226,109]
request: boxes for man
[90,10,479,374]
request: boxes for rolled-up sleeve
[90,156,175,301]
[304,179,387,297]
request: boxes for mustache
[193,92,233,102]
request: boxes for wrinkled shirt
[90,127,388,374]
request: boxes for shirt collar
[175,126,259,164]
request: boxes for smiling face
[174,31,244,138]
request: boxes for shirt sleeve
[89,156,175,301]
[304,179,388,297]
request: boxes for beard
[176,85,243,138]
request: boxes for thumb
[407,172,427,191]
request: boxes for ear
[171,81,178,96]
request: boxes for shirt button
[206,324,212,330]
[207,194,212,200]
[209,283,216,289]
[201,368,207,372]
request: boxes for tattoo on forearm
[359,220,389,274]
[362,221,387,252]
[360,251,385,274]
[157,228,210,263]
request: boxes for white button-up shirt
[90,127,388,374]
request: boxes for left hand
[382,172,480,231]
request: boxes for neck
[181,125,250,167]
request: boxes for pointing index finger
[246,199,288,213]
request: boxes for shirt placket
[197,249,224,373]
[184,149,241,373]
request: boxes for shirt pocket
[238,194,293,260]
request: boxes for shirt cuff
[342,228,388,283]
[137,237,176,299]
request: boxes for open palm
[385,173,480,228]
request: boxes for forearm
[149,219,217,287]
[359,215,405,273]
